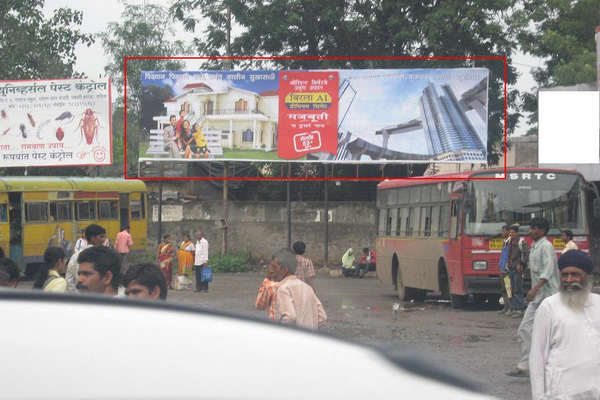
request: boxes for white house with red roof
[155,82,279,153]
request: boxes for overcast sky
[44,0,542,135]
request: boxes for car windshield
[464,172,587,236]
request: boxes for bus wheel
[396,267,410,301]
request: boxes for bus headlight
[472,261,488,270]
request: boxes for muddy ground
[168,272,530,400]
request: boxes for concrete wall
[147,199,377,266]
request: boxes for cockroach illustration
[36,119,51,140]
[75,109,102,145]
[27,113,35,127]
[56,127,64,141]
[1,110,7,120]
[56,111,74,122]
[19,124,27,139]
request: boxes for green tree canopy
[99,1,190,174]
[171,0,520,165]
[512,0,598,135]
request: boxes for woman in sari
[177,232,195,289]
[341,248,357,277]
[157,234,175,288]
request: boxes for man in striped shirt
[293,241,316,290]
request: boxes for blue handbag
[200,266,213,283]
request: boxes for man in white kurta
[530,250,600,400]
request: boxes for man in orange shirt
[115,226,133,274]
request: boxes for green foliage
[99,2,190,175]
[0,0,94,81]
[129,250,158,264]
[171,0,520,164]
[209,251,252,273]
[512,0,598,135]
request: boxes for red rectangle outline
[0,77,113,168]
[124,57,507,182]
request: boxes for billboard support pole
[286,163,291,248]
[324,164,329,268]
[157,180,163,247]
[223,161,229,255]
[157,163,165,246]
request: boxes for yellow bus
[0,178,147,276]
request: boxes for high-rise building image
[420,82,487,162]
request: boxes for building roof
[260,90,279,97]
[183,83,214,91]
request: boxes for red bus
[375,168,593,308]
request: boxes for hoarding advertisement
[0,78,112,167]
[140,68,488,164]
[278,71,339,159]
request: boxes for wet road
[168,272,530,400]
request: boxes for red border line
[124,56,507,181]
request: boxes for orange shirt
[114,230,133,254]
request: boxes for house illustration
[151,82,279,157]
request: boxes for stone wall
[147,199,377,266]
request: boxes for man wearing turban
[530,250,600,399]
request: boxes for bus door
[446,197,465,295]
[0,193,9,257]
[119,193,129,230]
[8,193,23,266]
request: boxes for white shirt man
[65,225,107,293]
[530,250,600,400]
[194,231,209,292]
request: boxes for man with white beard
[530,250,600,400]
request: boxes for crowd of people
[1,218,598,397]
[162,110,211,159]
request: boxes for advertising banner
[0,78,112,167]
[278,71,339,158]
[140,68,488,164]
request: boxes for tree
[0,0,94,176]
[512,0,598,135]
[171,0,520,165]
[98,1,189,173]
[0,0,94,81]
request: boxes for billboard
[140,68,488,164]
[0,78,112,167]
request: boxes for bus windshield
[464,172,587,236]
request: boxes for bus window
[50,202,72,221]
[440,183,450,201]
[409,207,420,236]
[450,201,459,239]
[431,206,440,238]
[76,202,96,220]
[390,208,398,236]
[439,205,449,237]
[386,210,393,236]
[99,201,118,220]
[399,208,409,236]
[25,203,47,222]
[387,189,399,208]
[0,204,7,222]
[421,207,431,237]
[131,200,142,220]
[140,194,146,219]
[378,209,387,236]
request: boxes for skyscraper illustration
[420,82,487,162]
